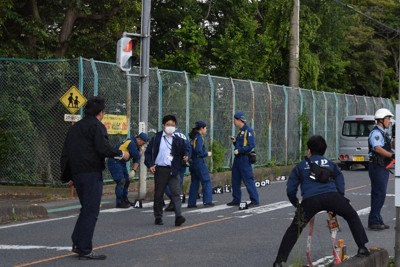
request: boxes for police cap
[195,120,207,128]
[136,132,149,142]
[234,112,246,122]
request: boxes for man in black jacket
[61,96,129,260]
[145,114,188,226]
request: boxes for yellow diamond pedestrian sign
[60,86,87,114]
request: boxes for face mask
[164,126,176,135]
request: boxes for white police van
[339,115,375,170]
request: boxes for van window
[342,121,375,137]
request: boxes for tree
[0,0,141,59]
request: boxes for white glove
[230,136,236,142]
[234,149,239,155]
[129,170,136,178]
[208,151,212,157]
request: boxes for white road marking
[357,207,371,216]
[185,205,235,214]
[0,216,76,230]
[350,192,395,197]
[234,201,293,216]
[0,245,71,251]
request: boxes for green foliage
[1,0,400,97]
[0,94,38,183]
[211,140,226,172]
[298,112,310,157]
[0,115,12,164]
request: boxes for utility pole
[289,0,300,89]
[138,0,151,200]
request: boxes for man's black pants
[153,166,182,219]
[275,192,369,263]
[71,172,103,255]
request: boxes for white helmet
[374,108,394,120]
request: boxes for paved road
[0,167,396,267]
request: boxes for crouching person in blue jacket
[273,135,369,267]
[107,133,149,208]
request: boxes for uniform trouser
[107,159,130,205]
[71,172,103,255]
[153,166,182,219]
[368,163,389,225]
[165,166,186,198]
[231,154,259,204]
[275,192,369,263]
[188,159,212,205]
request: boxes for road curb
[337,248,388,266]
[0,204,47,224]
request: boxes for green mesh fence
[0,58,395,185]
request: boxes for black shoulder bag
[305,156,335,183]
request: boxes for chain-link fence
[0,58,395,185]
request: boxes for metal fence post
[90,58,99,96]
[208,74,215,171]
[283,85,288,165]
[299,88,304,161]
[312,90,316,135]
[230,78,236,165]
[184,71,190,136]
[156,68,162,130]
[266,83,272,161]
[334,92,339,157]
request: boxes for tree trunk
[55,9,78,58]
[289,0,300,89]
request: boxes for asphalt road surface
[0,166,396,267]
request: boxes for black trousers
[153,166,182,219]
[71,172,103,255]
[275,192,369,263]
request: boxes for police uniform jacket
[113,138,141,165]
[144,131,188,176]
[286,154,345,207]
[61,115,123,182]
[233,124,255,154]
[368,125,393,166]
[191,133,208,159]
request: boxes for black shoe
[175,216,186,226]
[227,201,240,206]
[368,224,385,231]
[123,198,132,205]
[187,205,197,208]
[116,202,131,209]
[79,251,107,260]
[165,203,175,212]
[155,218,164,225]
[273,261,283,267]
[356,246,370,257]
[203,203,215,207]
[72,245,81,254]
[248,202,259,208]
[382,224,390,229]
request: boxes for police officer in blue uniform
[368,108,395,230]
[273,135,369,267]
[107,133,149,208]
[187,121,214,208]
[227,112,259,207]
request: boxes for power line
[332,0,400,39]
